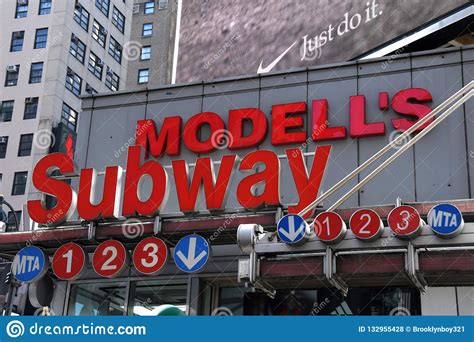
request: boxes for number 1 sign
[313,212,347,244]
[52,243,87,280]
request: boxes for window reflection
[68,282,127,316]
[129,281,187,316]
[218,287,421,316]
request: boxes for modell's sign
[28,88,434,225]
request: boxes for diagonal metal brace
[324,246,348,296]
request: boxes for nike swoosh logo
[257,41,298,74]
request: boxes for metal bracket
[248,251,275,298]
[324,246,349,296]
[275,207,284,224]
[153,215,162,235]
[87,221,97,241]
[405,243,427,293]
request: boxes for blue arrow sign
[174,235,210,273]
[12,246,48,283]
[427,203,464,237]
[277,214,308,244]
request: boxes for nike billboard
[175,0,470,83]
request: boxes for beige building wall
[125,0,177,89]
[0,0,133,230]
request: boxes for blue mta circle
[427,204,464,236]
[174,235,210,273]
[12,246,48,283]
[277,214,307,244]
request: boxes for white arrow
[279,216,305,241]
[176,237,208,270]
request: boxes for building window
[65,68,82,97]
[34,28,48,49]
[29,62,44,84]
[142,23,153,37]
[1,101,14,122]
[12,171,28,196]
[38,0,51,15]
[144,1,154,14]
[23,97,38,120]
[88,52,104,80]
[105,67,119,91]
[108,37,122,64]
[95,0,110,17]
[140,46,151,60]
[18,134,33,157]
[0,137,8,158]
[85,83,97,95]
[61,102,78,131]
[74,2,90,31]
[15,0,28,18]
[138,69,149,84]
[6,211,21,231]
[10,31,25,52]
[5,65,19,87]
[70,34,86,64]
[112,6,125,33]
[92,20,107,48]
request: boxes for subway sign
[27,88,435,225]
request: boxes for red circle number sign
[313,212,347,244]
[349,209,384,241]
[387,205,422,239]
[92,240,128,278]
[133,237,168,275]
[52,243,87,280]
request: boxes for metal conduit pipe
[298,80,474,216]
[327,89,474,211]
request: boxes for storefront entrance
[64,276,420,316]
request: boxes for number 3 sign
[92,240,129,278]
[132,237,168,275]
[387,205,423,240]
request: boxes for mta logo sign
[427,204,464,238]
[12,246,48,283]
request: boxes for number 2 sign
[52,243,87,280]
[92,240,129,278]
[349,209,384,241]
